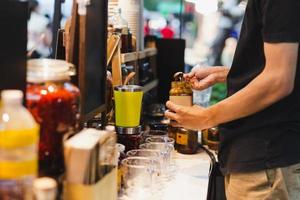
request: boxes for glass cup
[121,157,161,199]
[139,142,176,182]
[126,149,161,158]
[145,136,175,146]
[139,143,174,165]
[141,130,168,142]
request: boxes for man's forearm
[206,69,292,127]
[205,43,298,128]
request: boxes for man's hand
[165,101,212,130]
[165,42,299,130]
[184,66,230,90]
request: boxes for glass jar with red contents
[26,59,80,177]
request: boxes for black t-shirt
[219,0,300,174]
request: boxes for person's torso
[219,0,300,174]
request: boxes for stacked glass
[119,130,176,200]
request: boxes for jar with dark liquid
[207,127,220,151]
[176,128,198,154]
[26,59,80,177]
[116,126,143,152]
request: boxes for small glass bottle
[109,8,132,53]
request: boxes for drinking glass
[145,136,175,146]
[121,157,161,200]
[126,149,161,158]
[139,143,173,165]
[141,130,168,143]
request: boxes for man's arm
[166,42,298,130]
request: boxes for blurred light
[149,19,166,30]
[48,85,55,93]
[2,113,10,122]
[195,0,218,15]
[41,89,48,95]
[185,0,196,3]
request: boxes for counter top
[161,150,210,200]
[118,150,211,200]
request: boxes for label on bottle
[170,96,192,107]
[0,127,39,149]
[0,127,39,179]
[0,159,38,179]
[176,133,188,145]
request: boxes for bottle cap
[33,177,57,200]
[1,90,23,104]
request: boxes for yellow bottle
[0,90,39,199]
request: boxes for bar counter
[118,150,211,200]
[162,151,210,200]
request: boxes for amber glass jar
[176,128,198,154]
[26,59,80,177]
[169,81,193,107]
[207,127,220,151]
[169,72,197,153]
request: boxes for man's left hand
[165,101,212,130]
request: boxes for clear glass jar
[26,59,80,177]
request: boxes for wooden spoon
[123,72,136,85]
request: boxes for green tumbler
[114,85,143,127]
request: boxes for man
[165,0,300,199]
[27,0,52,58]
[207,0,245,66]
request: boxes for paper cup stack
[108,0,119,19]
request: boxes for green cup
[114,85,143,127]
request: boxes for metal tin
[116,126,142,135]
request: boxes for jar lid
[114,85,143,92]
[27,59,76,83]
[33,177,57,200]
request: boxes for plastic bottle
[0,90,39,200]
[192,65,212,107]
[33,177,57,200]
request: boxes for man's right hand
[184,66,230,90]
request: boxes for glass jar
[207,127,220,151]
[116,126,143,152]
[169,72,195,152]
[169,72,193,107]
[26,59,80,177]
[176,128,198,154]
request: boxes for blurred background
[28,0,247,103]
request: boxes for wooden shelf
[121,48,157,63]
[121,52,138,63]
[142,79,159,93]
